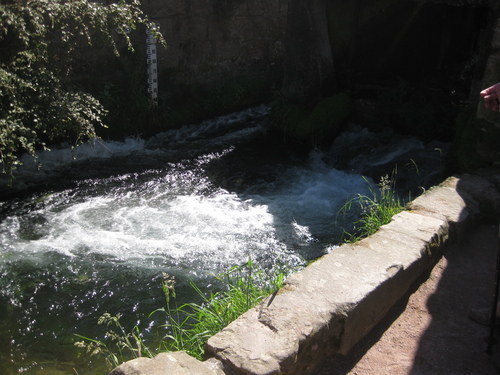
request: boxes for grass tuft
[339,173,406,243]
[75,260,289,368]
[154,259,285,360]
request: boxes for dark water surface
[0,106,442,374]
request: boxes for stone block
[339,214,448,353]
[110,351,224,375]
[378,211,448,250]
[408,185,470,223]
[407,178,476,243]
[207,307,299,375]
[206,208,450,374]
[245,0,268,16]
[189,0,213,17]
[175,16,209,42]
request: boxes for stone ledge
[110,351,225,375]
[110,174,500,375]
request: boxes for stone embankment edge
[110,172,500,375]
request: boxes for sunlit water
[0,105,440,374]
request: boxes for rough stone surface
[208,209,450,374]
[140,0,288,86]
[317,222,500,375]
[110,351,225,375]
[409,181,474,224]
[110,173,500,375]
[281,0,334,103]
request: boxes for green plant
[154,260,285,360]
[0,0,163,175]
[75,260,290,368]
[339,173,406,243]
[74,312,155,370]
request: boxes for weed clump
[75,260,289,368]
[339,173,406,243]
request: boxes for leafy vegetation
[0,0,161,175]
[339,174,406,242]
[75,260,289,369]
[156,260,286,360]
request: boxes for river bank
[319,222,500,375]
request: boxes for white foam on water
[247,151,373,241]
[328,124,425,172]
[17,137,147,172]
[1,186,283,273]
[0,147,372,280]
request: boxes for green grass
[339,174,406,243]
[75,313,155,370]
[75,260,289,369]
[153,260,286,360]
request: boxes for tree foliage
[0,0,160,175]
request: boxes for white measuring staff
[146,24,159,104]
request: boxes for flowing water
[0,105,441,374]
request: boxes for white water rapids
[0,105,439,374]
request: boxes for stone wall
[139,0,287,101]
[277,0,499,148]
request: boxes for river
[0,105,444,374]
